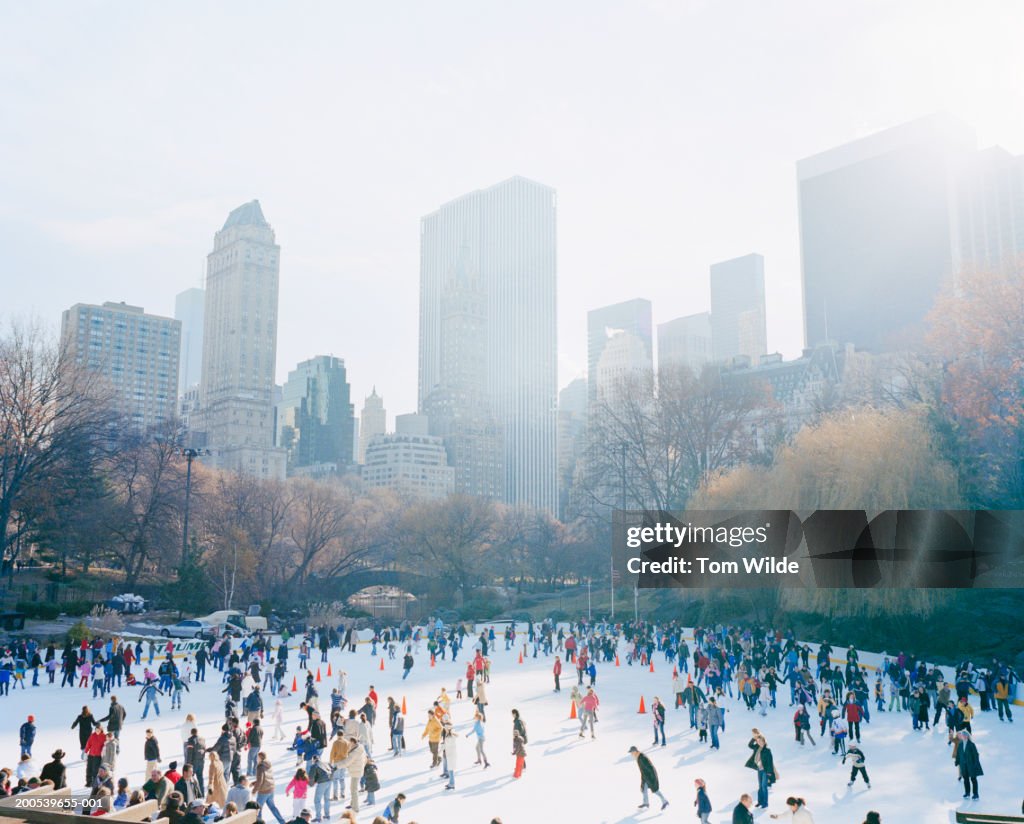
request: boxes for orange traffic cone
[379,658,385,671]
[518,652,523,664]
[649,660,655,673]
[672,666,678,678]
[571,652,576,664]
[570,701,577,719]
[615,655,620,667]
[316,668,321,682]
[430,655,436,668]
[401,697,407,715]
[637,696,646,714]
[327,663,332,677]
[291,676,298,693]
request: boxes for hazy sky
[2,1,1022,421]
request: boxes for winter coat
[442,734,457,771]
[338,743,367,777]
[40,758,66,789]
[696,786,712,814]
[732,802,755,824]
[144,737,160,761]
[329,737,350,765]
[254,759,275,794]
[363,761,380,793]
[744,741,776,784]
[208,731,236,764]
[72,712,97,749]
[635,753,660,792]
[954,739,984,779]
[184,735,205,773]
[422,716,443,743]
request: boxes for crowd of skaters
[1,614,1018,821]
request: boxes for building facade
[198,200,286,479]
[361,414,454,500]
[61,301,180,433]
[586,298,653,404]
[710,253,767,363]
[277,355,355,475]
[556,377,587,519]
[358,387,386,465]
[419,176,558,512]
[657,312,712,374]
[174,287,205,397]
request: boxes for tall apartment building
[198,200,286,479]
[710,253,767,363]
[586,299,653,404]
[277,355,355,475]
[358,388,386,465]
[361,413,454,500]
[174,287,205,397]
[658,312,712,374]
[61,301,180,433]
[419,176,557,512]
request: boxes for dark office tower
[277,355,355,475]
[710,253,767,364]
[797,114,976,352]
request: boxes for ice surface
[3,629,1021,824]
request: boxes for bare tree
[0,320,112,570]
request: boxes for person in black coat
[40,750,67,790]
[732,794,755,824]
[71,707,96,756]
[629,746,669,810]
[744,731,776,809]
[953,730,983,800]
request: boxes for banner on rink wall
[612,509,1024,589]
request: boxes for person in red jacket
[552,658,562,693]
[84,725,107,787]
[465,662,475,700]
[844,693,864,743]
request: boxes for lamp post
[178,448,209,572]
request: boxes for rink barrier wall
[955,812,1024,823]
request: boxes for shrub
[67,620,91,645]
[15,601,61,620]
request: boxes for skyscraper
[277,355,355,475]
[797,114,976,352]
[61,301,180,433]
[586,299,653,404]
[422,245,503,500]
[361,413,454,500]
[952,145,1024,276]
[419,176,558,512]
[557,377,587,519]
[358,388,386,464]
[175,287,205,397]
[658,312,712,374]
[198,200,286,479]
[710,254,767,363]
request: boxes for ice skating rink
[4,631,1022,824]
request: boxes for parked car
[160,619,215,639]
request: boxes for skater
[628,746,669,810]
[843,741,870,788]
[694,778,712,823]
[794,704,815,747]
[512,730,526,779]
[744,730,777,809]
[953,730,983,800]
[467,711,489,768]
[651,695,666,746]
[422,710,443,767]
[769,796,816,822]
[72,705,97,758]
[144,728,161,774]
[441,725,457,790]
[19,715,36,758]
[732,794,755,824]
[580,687,600,739]
[254,752,287,824]
[553,657,562,693]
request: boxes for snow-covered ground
[3,629,1022,824]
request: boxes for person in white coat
[770,796,816,823]
[336,737,366,813]
[441,725,458,791]
[272,698,285,741]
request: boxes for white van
[199,605,268,636]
